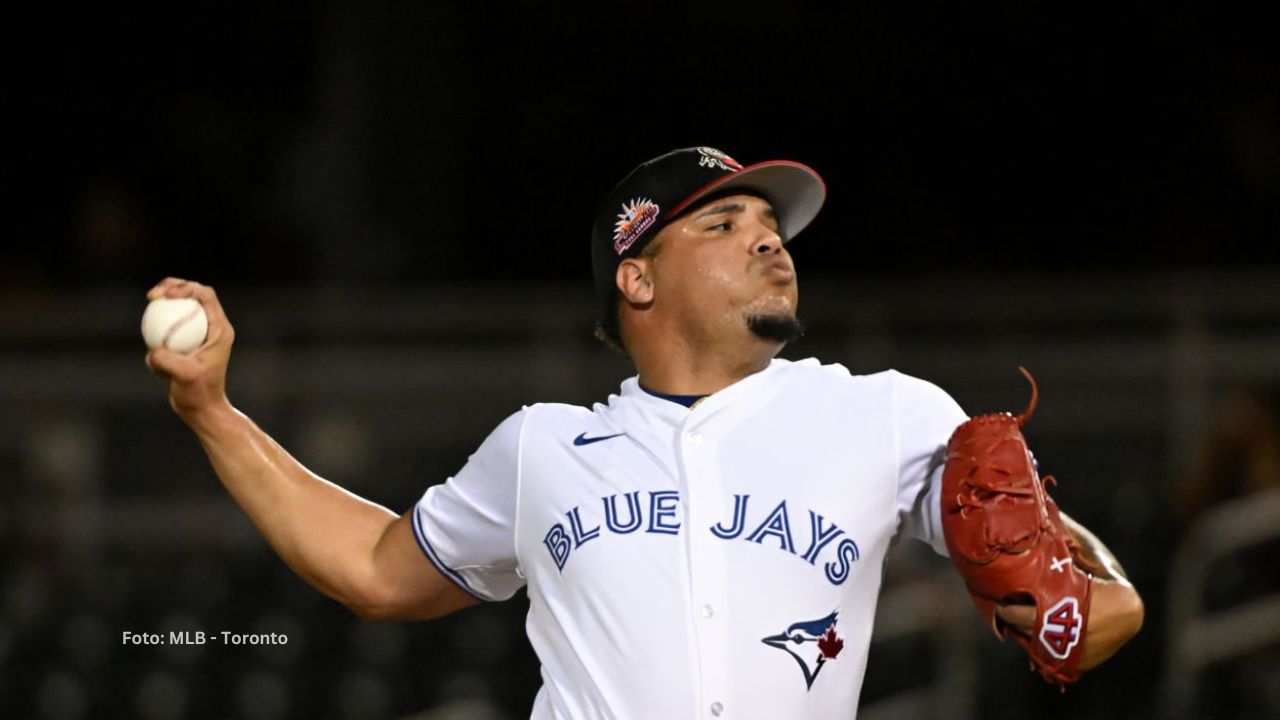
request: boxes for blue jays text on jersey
[542,491,861,585]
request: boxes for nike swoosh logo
[573,432,626,446]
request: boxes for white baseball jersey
[413,357,967,719]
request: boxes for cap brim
[665,160,827,242]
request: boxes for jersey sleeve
[411,409,527,602]
[891,371,968,555]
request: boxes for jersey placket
[676,399,741,719]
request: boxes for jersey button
[710,701,724,716]
[687,432,704,446]
[700,604,714,619]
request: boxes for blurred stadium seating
[2,270,1279,719]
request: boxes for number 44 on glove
[941,367,1091,688]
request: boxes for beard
[746,312,806,344]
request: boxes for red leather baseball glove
[941,368,1092,687]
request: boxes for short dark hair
[593,292,626,355]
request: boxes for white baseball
[141,297,209,354]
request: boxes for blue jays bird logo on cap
[613,197,659,254]
[762,610,844,690]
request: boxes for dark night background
[4,2,1280,719]
[14,2,1280,289]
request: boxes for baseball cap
[590,146,827,302]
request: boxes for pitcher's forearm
[1061,514,1144,669]
[144,279,450,619]
[1079,578,1144,670]
[185,400,399,611]
[1062,513,1130,583]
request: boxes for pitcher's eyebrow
[694,202,745,220]
[694,202,778,221]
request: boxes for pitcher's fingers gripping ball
[142,297,208,354]
[941,367,1092,688]
[142,279,236,415]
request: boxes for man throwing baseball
[146,146,1143,717]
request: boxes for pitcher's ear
[617,258,654,305]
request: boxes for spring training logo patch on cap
[613,197,660,254]
[697,147,744,172]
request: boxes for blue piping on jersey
[410,510,491,602]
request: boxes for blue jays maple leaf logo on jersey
[762,611,844,689]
